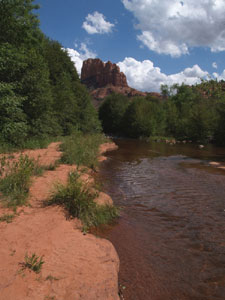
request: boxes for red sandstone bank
[0,142,120,300]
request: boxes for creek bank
[0,141,120,300]
[209,161,225,170]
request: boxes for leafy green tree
[123,97,165,138]
[43,40,100,134]
[74,83,101,133]
[0,83,28,145]
[164,100,179,137]
[0,0,40,47]
[0,0,101,146]
[99,93,130,134]
[213,101,225,145]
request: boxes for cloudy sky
[36,0,225,92]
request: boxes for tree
[43,40,101,134]
[123,97,165,138]
[0,83,28,145]
[99,93,130,134]
[0,0,40,47]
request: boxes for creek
[96,139,225,300]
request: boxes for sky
[35,0,225,92]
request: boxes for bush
[99,93,130,134]
[0,82,28,146]
[46,171,119,230]
[60,131,107,168]
[23,253,44,273]
[0,154,43,207]
[0,213,15,223]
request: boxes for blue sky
[35,0,225,92]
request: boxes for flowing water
[95,139,225,300]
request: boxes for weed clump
[46,171,119,230]
[23,253,44,273]
[0,154,43,207]
[60,132,107,168]
[0,213,15,223]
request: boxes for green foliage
[75,83,101,133]
[47,171,119,230]
[43,40,101,135]
[60,131,107,168]
[24,253,44,273]
[45,275,59,282]
[0,0,101,148]
[20,136,56,150]
[0,213,15,223]
[99,94,165,138]
[165,83,222,142]
[214,102,225,145]
[43,40,80,135]
[99,93,130,134]
[0,0,40,47]
[0,154,42,207]
[98,81,225,144]
[123,97,165,138]
[0,82,28,145]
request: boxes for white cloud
[122,0,225,56]
[212,62,218,69]
[82,11,115,34]
[65,46,224,93]
[213,70,225,80]
[118,57,209,92]
[66,43,97,74]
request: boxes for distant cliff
[81,58,162,106]
[81,58,128,89]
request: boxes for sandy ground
[209,161,225,170]
[0,141,119,300]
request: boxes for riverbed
[96,139,225,300]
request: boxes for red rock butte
[81,58,163,108]
[81,58,128,89]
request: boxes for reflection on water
[96,139,225,300]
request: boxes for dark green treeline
[99,82,225,145]
[0,0,101,146]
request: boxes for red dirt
[0,141,119,300]
[98,143,118,163]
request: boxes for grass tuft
[0,136,59,154]
[45,275,59,281]
[46,171,119,230]
[23,253,44,273]
[0,213,15,223]
[0,155,44,207]
[60,132,108,168]
[44,160,60,171]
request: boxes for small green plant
[24,253,44,273]
[0,154,43,207]
[44,160,60,171]
[60,132,107,168]
[45,275,59,281]
[46,171,119,230]
[0,213,15,223]
[44,296,56,300]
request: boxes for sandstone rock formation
[81,58,162,107]
[81,58,128,89]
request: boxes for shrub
[23,253,44,273]
[0,154,43,207]
[60,131,107,168]
[0,213,14,223]
[46,171,119,230]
